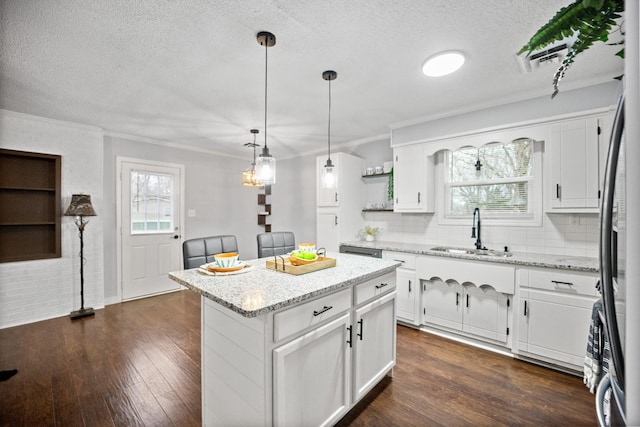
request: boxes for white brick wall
[0,110,105,328]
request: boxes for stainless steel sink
[430,246,513,258]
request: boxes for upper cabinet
[316,152,365,251]
[316,152,365,208]
[393,144,435,213]
[547,111,613,212]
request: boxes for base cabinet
[353,292,396,401]
[202,271,396,427]
[383,251,419,325]
[422,280,510,343]
[417,256,514,345]
[274,314,351,427]
[516,268,599,370]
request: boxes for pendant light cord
[264,40,268,150]
[327,77,332,161]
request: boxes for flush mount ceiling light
[321,70,337,189]
[255,31,276,185]
[242,129,264,188]
[422,50,466,77]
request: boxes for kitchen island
[169,252,400,426]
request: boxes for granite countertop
[340,240,599,273]
[168,252,400,318]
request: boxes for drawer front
[383,251,416,270]
[274,288,352,343]
[527,269,598,296]
[354,272,396,306]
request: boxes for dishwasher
[339,244,382,258]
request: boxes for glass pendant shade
[242,167,262,187]
[256,149,276,185]
[322,159,336,189]
[242,129,264,187]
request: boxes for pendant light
[242,129,264,187]
[255,31,276,185]
[321,70,337,189]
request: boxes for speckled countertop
[341,241,599,273]
[168,252,400,318]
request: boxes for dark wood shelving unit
[0,149,61,263]
[257,185,272,232]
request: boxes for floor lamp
[64,194,97,319]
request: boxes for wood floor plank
[1,290,598,426]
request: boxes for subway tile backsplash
[361,212,599,258]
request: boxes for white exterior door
[119,159,184,301]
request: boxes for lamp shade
[64,194,97,216]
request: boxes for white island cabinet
[169,254,399,427]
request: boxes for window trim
[437,139,543,227]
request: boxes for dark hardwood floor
[0,290,596,426]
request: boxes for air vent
[515,41,571,74]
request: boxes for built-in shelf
[0,148,61,263]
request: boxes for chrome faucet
[471,207,483,250]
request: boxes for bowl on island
[214,252,239,268]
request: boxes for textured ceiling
[0,0,624,159]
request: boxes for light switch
[188,209,196,217]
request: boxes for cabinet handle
[524,300,528,316]
[334,216,338,225]
[456,292,460,306]
[335,192,338,203]
[346,325,352,348]
[313,305,333,317]
[417,192,421,203]
[466,294,469,308]
[556,184,561,199]
[551,280,574,286]
[357,319,364,340]
[393,259,405,263]
[408,280,412,293]
[375,283,388,289]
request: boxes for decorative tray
[265,256,336,275]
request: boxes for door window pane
[130,171,174,234]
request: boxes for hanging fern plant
[518,0,624,98]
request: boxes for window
[445,139,535,219]
[130,171,174,233]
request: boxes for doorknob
[171,235,181,240]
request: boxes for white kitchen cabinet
[422,280,510,343]
[316,152,365,207]
[383,251,420,325]
[547,111,613,212]
[273,271,396,426]
[418,256,513,344]
[316,152,365,251]
[515,268,598,370]
[273,313,351,427]
[393,144,435,213]
[353,291,396,401]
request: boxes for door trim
[116,156,186,303]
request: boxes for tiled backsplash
[362,212,599,258]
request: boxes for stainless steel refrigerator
[597,96,626,426]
